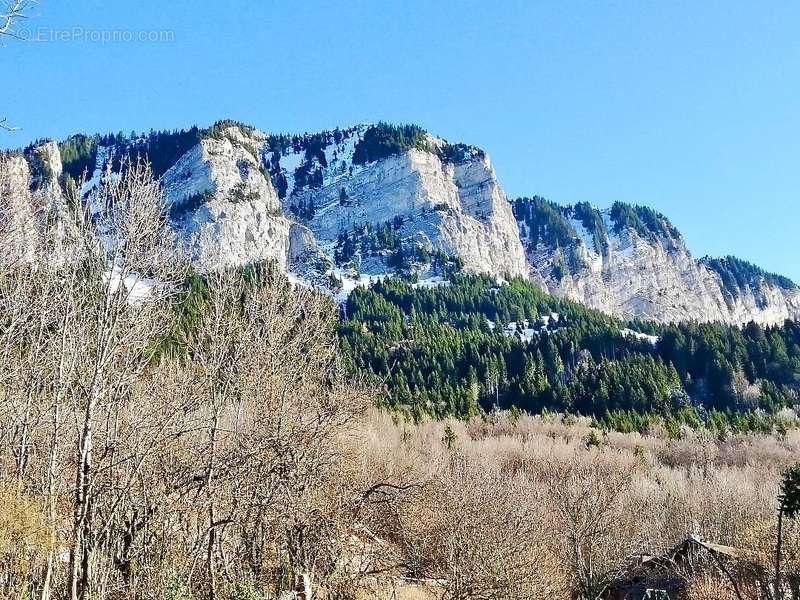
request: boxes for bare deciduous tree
[0,152,383,599]
[0,156,189,599]
[543,453,640,600]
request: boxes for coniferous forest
[339,275,800,433]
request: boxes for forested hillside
[339,275,800,432]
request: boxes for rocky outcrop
[439,155,531,278]
[0,142,75,266]
[724,285,800,325]
[161,127,296,270]
[518,201,800,325]
[290,150,528,275]
[541,227,734,322]
[27,141,64,193]
[276,131,529,278]
[0,153,40,265]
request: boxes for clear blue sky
[3,1,799,280]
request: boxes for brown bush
[0,484,51,598]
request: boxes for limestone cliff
[270,126,529,278]
[514,198,800,325]
[3,121,798,326]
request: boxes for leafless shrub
[393,453,566,600]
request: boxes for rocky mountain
[3,120,798,326]
[514,197,800,324]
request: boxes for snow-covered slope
[4,121,799,326]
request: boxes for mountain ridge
[4,119,799,326]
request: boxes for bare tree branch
[1,1,37,130]
[0,117,20,131]
[0,0,36,38]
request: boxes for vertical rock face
[699,256,800,325]
[27,141,64,192]
[0,141,75,266]
[544,225,732,322]
[279,135,529,277]
[724,285,800,324]
[160,127,293,270]
[514,198,800,325]
[0,153,40,265]
[439,155,531,278]
[3,120,798,326]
